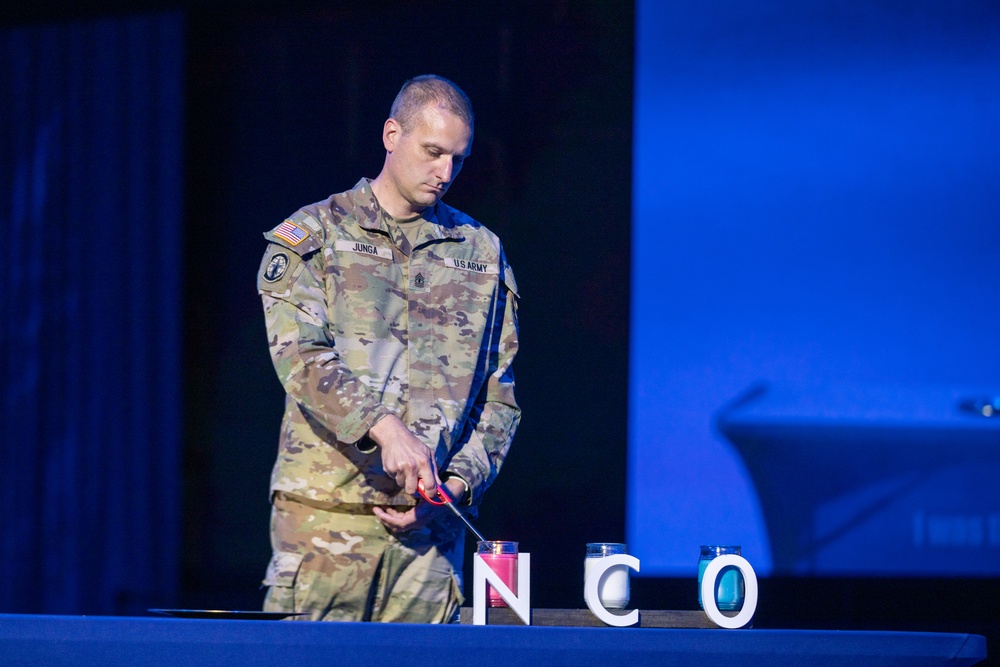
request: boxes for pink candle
[478,541,519,608]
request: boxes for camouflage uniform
[257,179,520,622]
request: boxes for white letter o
[699,554,758,629]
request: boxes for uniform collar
[352,178,464,243]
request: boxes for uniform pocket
[262,550,304,588]
[262,551,306,615]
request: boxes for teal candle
[698,545,744,611]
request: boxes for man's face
[382,104,472,216]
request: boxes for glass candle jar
[698,545,744,611]
[585,543,630,609]
[478,541,518,608]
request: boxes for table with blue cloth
[0,613,986,667]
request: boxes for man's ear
[383,118,401,152]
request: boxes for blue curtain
[1,13,183,614]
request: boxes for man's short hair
[390,75,474,135]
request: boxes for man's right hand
[368,414,438,495]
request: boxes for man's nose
[436,157,453,183]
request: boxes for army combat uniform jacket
[257,179,520,509]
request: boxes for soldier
[257,75,520,623]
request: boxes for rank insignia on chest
[411,272,429,292]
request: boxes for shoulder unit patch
[262,251,290,283]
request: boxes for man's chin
[403,190,444,213]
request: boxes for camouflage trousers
[262,492,465,623]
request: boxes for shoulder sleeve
[263,211,323,256]
[258,211,325,295]
[257,207,391,445]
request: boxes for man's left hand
[373,478,467,532]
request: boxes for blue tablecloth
[0,613,986,667]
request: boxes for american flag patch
[274,220,308,246]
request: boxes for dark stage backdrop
[181,2,633,610]
[0,13,184,614]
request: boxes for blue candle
[698,546,745,611]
